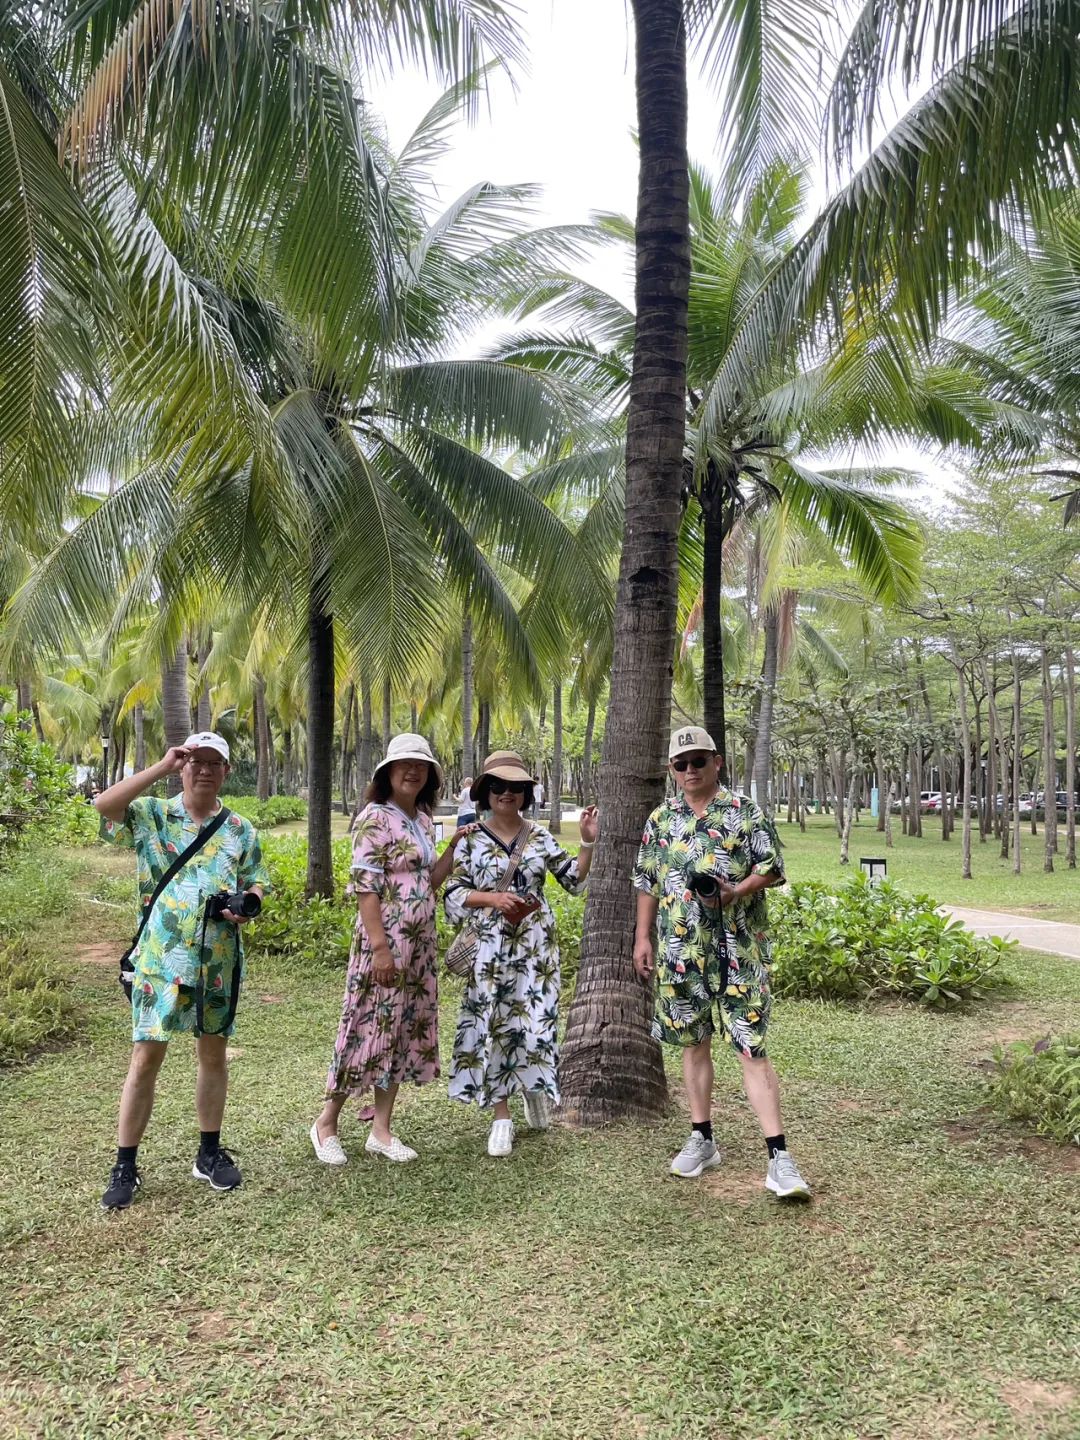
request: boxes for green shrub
[0,938,79,1065]
[247,833,587,980]
[0,707,83,859]
[987,1034,1080,1146]
[228,795,307,830]
[770,874,1011,1006]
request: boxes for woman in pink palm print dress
[309,735,472,1165]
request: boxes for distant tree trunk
[358,678,374,797]
[954,657,973,880]
[582,697,596,801]
[830,747,845,837]
[701,494,729,782]
[972,677,986,841]
[1042,646,1056,872]
[1012,652,1023,875]
[561,0,687,1125]
[839,764,860,865]
[549,683,563,835]
[751,606,779,812]
[461,611,474,778]
[161,646,190,796]
[876,757,886,831]
[15,676,31,725]
[884,777,895,848]
[283,727,294,794]
[305,571,335,899]
[479,699,491,766]
[340,682,356,815]
[381,678,392,751]
[1065,645,1076,870]
[410,701,419,731]
[133,702,146,773]
[254,675,271,802]
[195,656,212,731]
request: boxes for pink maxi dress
[325,802,440,1098]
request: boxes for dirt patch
[999,1378,1077,1419]
[74,942,119,967]
[183,1309,234,1344]
[259,993,285,1004]
[699,1170,763,1205]
[225,1047,244,1061]
[944,1113,1080,1176]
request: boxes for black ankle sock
[692,1120,713,1142]
[766,1133,786,1159]
[116,1145,138,1167]
[199,1130,220,1157]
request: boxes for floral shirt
[101,795,269,986]
[633,788,784,977]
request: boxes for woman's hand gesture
[579,806,599,845]
[490,892,536,926]
[371,942,399,987]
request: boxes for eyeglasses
[187,758,226,771]
[672,755,710,772]
[488,778,527,795]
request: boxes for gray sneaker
[670,1132,721,1178]
[765,1149,810,1199]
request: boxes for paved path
[943,907,1080,960]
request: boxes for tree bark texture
[549,683,563,834]
[583,698,596,802]
[161,646,190,796]
[305,571,335,898]
[1064,645,1076,869]
[461,611,474,779]
[382,678,392,751]
[701,497,728,780]
[954,659,973,880]
[1042,646,1056,872]
[133,702,146,774]
[1012,652,1023,873]
[340,682,356,815]
[561,0,689,1125]
[254,674,271,802]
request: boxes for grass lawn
[776,814,1080,925]
[1,843,1078,1439]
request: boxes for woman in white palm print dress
[444,750,599,1157]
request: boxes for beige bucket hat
[470,749,532,800]
[373,733,444,787]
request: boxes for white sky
[364,0,961,503]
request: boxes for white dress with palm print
[444,823,586,1107]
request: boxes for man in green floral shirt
[633,726,809,1199]
[95,733,269,1210]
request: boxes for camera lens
[238,892,262,918]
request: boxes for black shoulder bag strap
[119,807,232,1001]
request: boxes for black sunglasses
[672,755,710,772]
[488,778,527,795]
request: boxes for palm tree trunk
[254,675,271,803]
[751,605,779,812]
[161,646,190,796]
[582,697,596,801]
[382,678,392,750]
[359,677,374,797]
[306,572,335,899]
[340,682,356,815]
[549,682,563,835]
[479,699,491,766]
[561,0,689,1125]
[1042,645,1056,872]
[701,496,728,780]
[461,610,474,778]
[195,636,213,732]
[1062,643,1075,870]
[283,727,294,794]
[134,702,146,773]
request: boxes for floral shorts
[651,944,771,1058]
[130,956,240,1041]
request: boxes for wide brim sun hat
[470,750,532,801]
[372,733,444,787]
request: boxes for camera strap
[195,902,243,1035]
[119,806,232,999]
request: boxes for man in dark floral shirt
[633,727,810,1199]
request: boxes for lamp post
[101,733,111,793]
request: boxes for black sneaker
[102,1160,141,1210]
[192,1147,242,1192]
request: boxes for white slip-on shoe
[487,1118,515,1157]
[364,1133,418,1163]
[310,1121,348,1166]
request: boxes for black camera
[686,872,720,900]
[205,889,262,921]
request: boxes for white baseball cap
[669,726,717,760]
[183,731,230,763]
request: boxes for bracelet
[579,840,595,849]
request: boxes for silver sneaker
[765,1149,810,1199]
[522,1090,552,1130]
[670,1132,721,1178]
